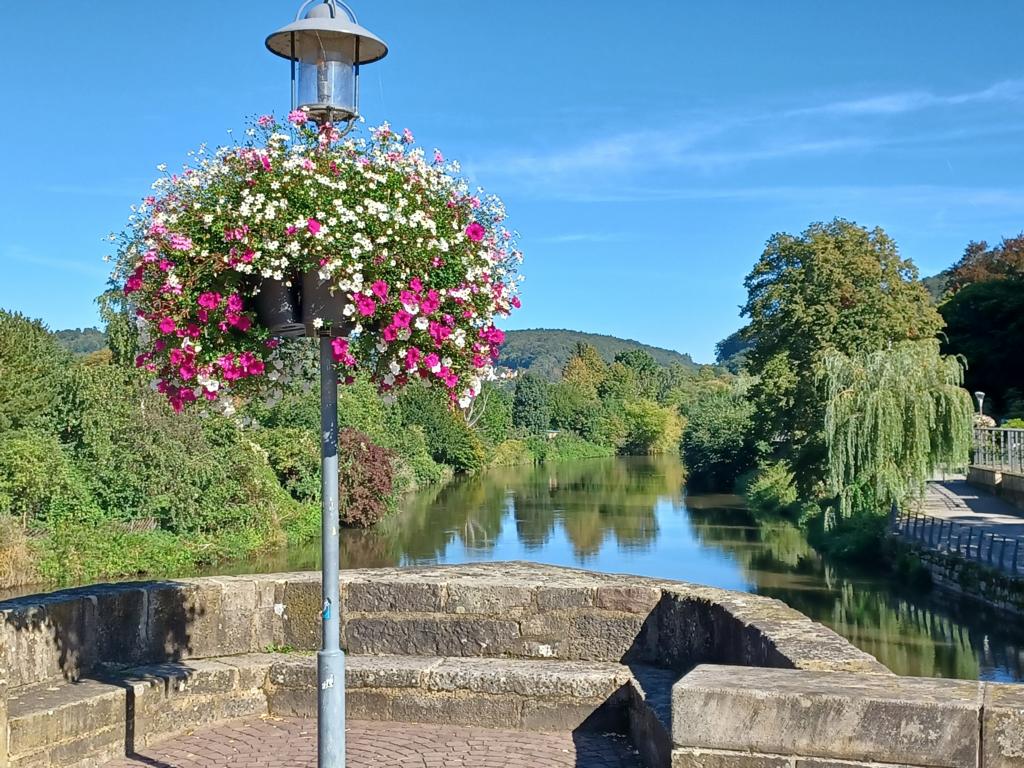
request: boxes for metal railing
[892,506,1024,578]
[973,426,1024,474]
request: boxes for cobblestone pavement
[101,717,645,767]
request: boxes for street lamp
[266,4,388,768]
[267,0,387,128]
[975,391,986,415]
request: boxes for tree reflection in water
[234,456,1023,682]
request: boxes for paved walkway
[101,717,644,768]
[896,480,1024,575]
[918,480,1024,535]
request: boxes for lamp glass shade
[294,32,357,122]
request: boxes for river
[219,455,1024,682]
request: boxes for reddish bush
[338,428,394,528]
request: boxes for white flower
[312,317,324,329]
[414,316,429,331]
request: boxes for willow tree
[818,339,973,523]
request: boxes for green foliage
[614,349,660,399]
[512,373,552,434]
[0,430,98,529]
[1003,418,1024,429]
[621,399,684,455]
[490,439,535,466]
[53,326,107,356]
[0,311,69,433]
[467,382,513,447]
[51,362,295,536]
[819,340,974,521]
[740,461,799,517]
[499,328,696,380]
[940,278,1024,419]
[526,434,616,463]
[715,329,753,373]
[681,389,756,491]
[742,218,944,492]
[253,426,321,502]
[400,385,486,473]
[548,381,598,437]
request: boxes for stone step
[625,664,679,768]
[267,653,637,733]
[4,652,667,767]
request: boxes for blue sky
[3,1,1024,362]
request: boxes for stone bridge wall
[0,563,1019,768]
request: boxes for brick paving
[101,717,644,768]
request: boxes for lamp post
[266,5,387,767]
[975,391,986,416]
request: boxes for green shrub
[399,385,486,473]
[1002,418,1024,428]
[490,439,535,466]
[741,461,798,517]
[337,428,396,528]
[621,399,683,455]
[0,311,69,433]
[681,390,755,491]
[527,434,615,463]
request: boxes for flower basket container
[253,276,305,337]
[302,269,356,337]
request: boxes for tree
[512,374,551,434]
[714,329,753,374]
[561,343,607,398]
[0,311,70,433]
[819,340,973,523]
[615,349,660,399]
[940,278,1024,419]
[622,399,684,455]
[681,389,756,491]
[742,218,943,487]
[948,235,1024,291]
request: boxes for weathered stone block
[46,725,124,768]
[595,585,661,614]
[345,617,520,657]
[92,585,149,666]
[521,695,628,733]
[131,659,239,696]
[134,690,267,745]
[672,665,982,768]
[6,679,125,757]
[426,658,630,699]
[444,584,534,614]
[206,577,262,655]
[536,586,594,611]
[0,594,95,687]
[390,692,520,728]
[346,689,394,721]
[277,579,324,651]
[983,682,1024,768]
[345,580,443,613]
[145,581,220,662]
[521,611,645,661]
[672,749,790,768]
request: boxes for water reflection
[224,456,1024,682]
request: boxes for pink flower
[227,294,244,313]
[392,310,412,329]
[179,363,196,380]
[402,128,415,144]
[355,294,377,317]
[409,277,424,293]
[433,149,444,164]
[420,290,441,315]
[307,218,321,235]
[169,348,186,366]
[288,109,309,125]
[423,353,441,373]
[465,222,485,242]
[382,325,398,342]
[370,280,389,301]
[405,347,422,370]
[169,234,193,251]
[228,314,252,332]
[158,317,176,335]
[197,292,221,310]
[257,114,275,127]
[125,272,143,294]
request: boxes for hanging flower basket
[112,113,522,412]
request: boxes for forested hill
[499,328,697,380]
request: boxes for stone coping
[0,562,886,693]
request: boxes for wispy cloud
[790,78,1024,117]
[467,76,1024,199]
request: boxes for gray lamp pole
[266,4,388,767]
[975,391,986,416]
